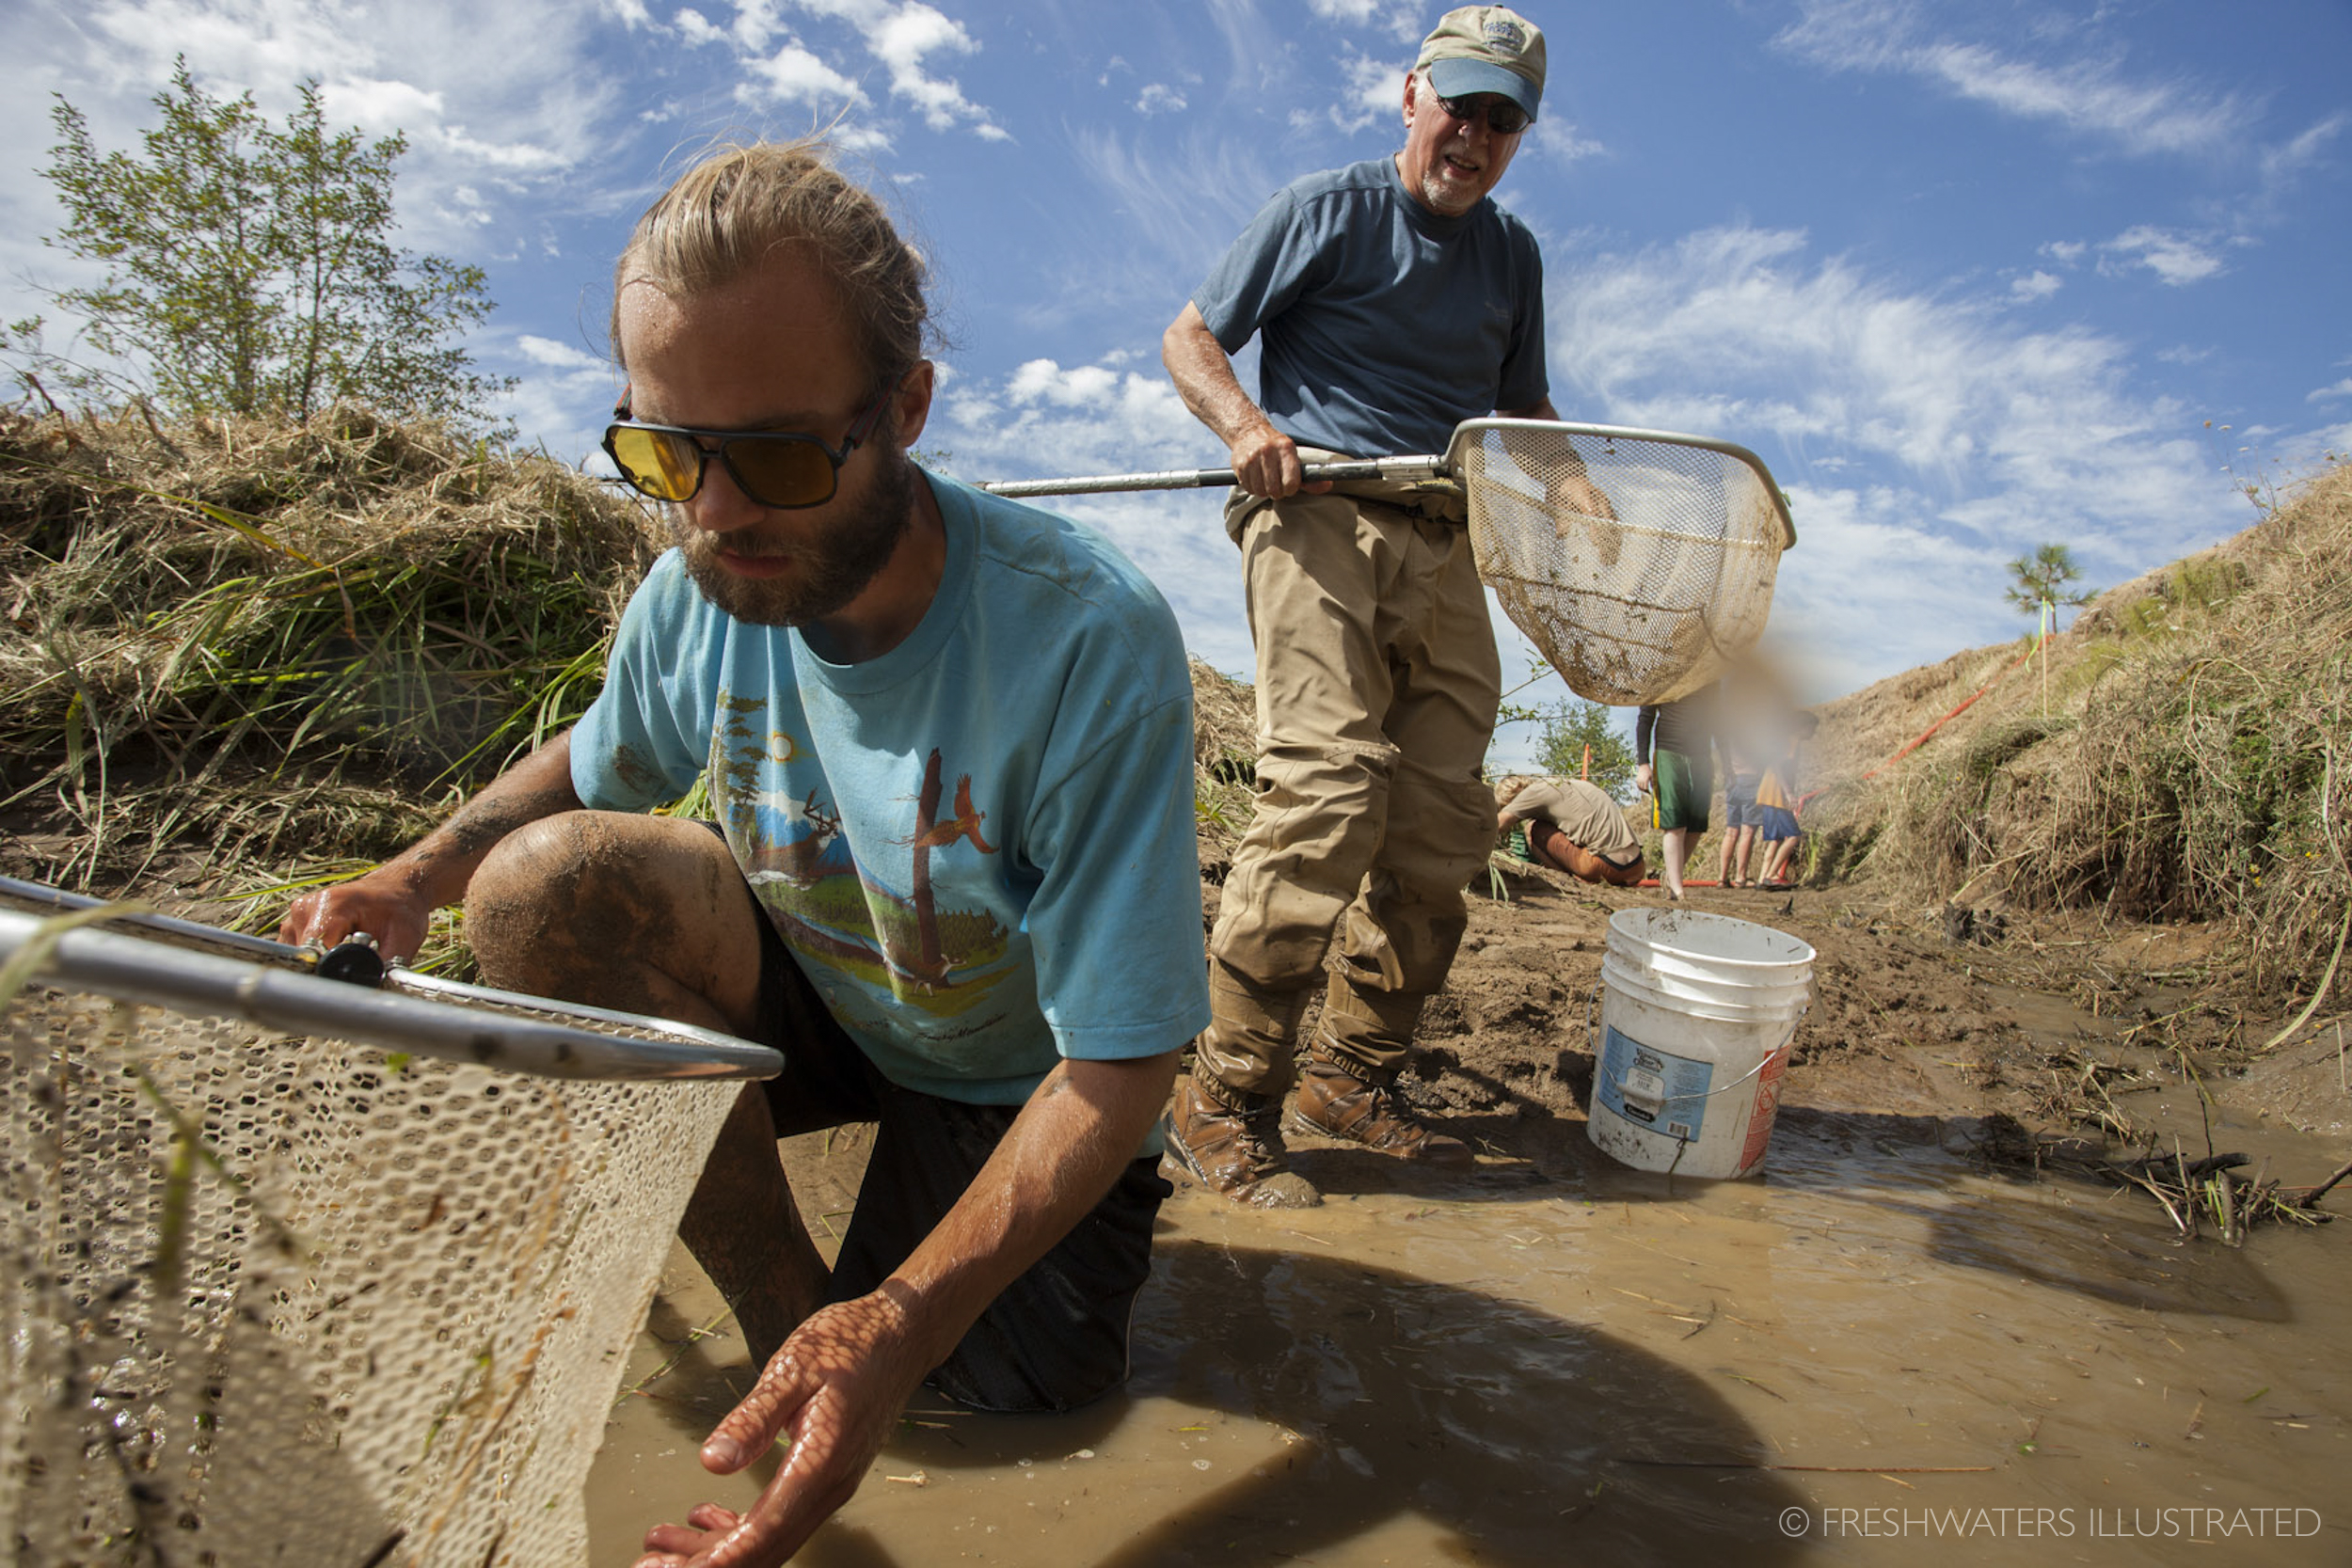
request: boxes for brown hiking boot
[1162,1075,1322,1209]
[1287,1053,1474,1165]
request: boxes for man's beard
[673,442,917,628]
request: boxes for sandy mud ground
[590,879,2352,1565]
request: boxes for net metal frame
[1,895,776,1567]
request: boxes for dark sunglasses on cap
[1437,93,1530,136]
[603,382,898,510]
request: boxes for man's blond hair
[612,139,930,395]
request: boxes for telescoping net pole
[0,893,778,1567]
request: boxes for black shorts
[743,895,1169,1413]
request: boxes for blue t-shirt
[571,473,1210,1105]
[1192,156,1549,459]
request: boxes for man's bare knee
[461,813,756,1025]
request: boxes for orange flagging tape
[1855,631,2045,784]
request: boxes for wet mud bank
[592,880,2352,1564]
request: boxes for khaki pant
[1197,475,1501,1103]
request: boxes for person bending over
[281,141,1207,1568]
[1495,775,1646,886]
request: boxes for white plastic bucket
[1587,908,1815,1179]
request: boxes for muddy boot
[1287,1053,1473,1165]
[1162,1074,1322,1209]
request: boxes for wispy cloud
[2101,225,2225,286]
[2310,379,2352,404]
[2010,269,2061,301]
[700,0,1009,142]
[1301,0,1422,41]
[1136,84,1187,117]
[1774,0,2253,157]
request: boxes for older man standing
[282,141,1206,1566]
[1161,7,1600,1207]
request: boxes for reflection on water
[592,1114,2352,1565]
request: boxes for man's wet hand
[1556,475,1616,524]
[276,873,432,963]
[632,1288,930,1568]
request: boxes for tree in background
[10,60,511,428]
[1532,699,1637,802]
[2003,543,2094,625]
[2005,542,2095,717]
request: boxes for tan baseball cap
[1415,6,1546,122]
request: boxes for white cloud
[2010,270,2061,301]
[2309,379,2352,404]
[739,42,866,111]
[1301,0,1422,41]
[1774,0,2253,157]
[322,77,447,132]
[1529,117,1603,164]
[1136,84,1187,117]
[676,8,725,45]
[2102,225,2224,286]
[516,334,609,371]
[1311,50,1404,134]
[1548,223,2243,696]
[785,0,1009,140]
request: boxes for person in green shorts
[1635,688,1720,900]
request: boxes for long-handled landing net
[0,880,780,1568]
[983,420,1797,705]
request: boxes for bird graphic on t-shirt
[910,775,996,855]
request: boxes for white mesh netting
[1459,424,1792,705]
[2,985,739,1567]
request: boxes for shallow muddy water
[589,1101,2352,1566]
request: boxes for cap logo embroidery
[1484,19,1527,55]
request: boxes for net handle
[976,452,1442,499]
[0,907,782,1082]
[977,418,1797,551]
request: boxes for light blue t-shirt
[1192,156,1549,459]
[571,473,1210,1105]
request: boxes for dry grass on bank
[1,405,657,893]
[1804,463,2352,999]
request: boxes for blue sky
[4,0,2346,768]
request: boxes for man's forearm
[1162,304,1270,451]
[384,732,586,909]
[885,1050,1180,1368]
[279,731,586,953]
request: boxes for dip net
[1454,420,1796,705]
[0,897,773,1567]
[978,419,1796,706]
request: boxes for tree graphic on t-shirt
[901,747,997,986]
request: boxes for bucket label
[1597,1025,1715,1142]
[1737,1045,1789,1174]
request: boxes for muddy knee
[463,812,748,1015]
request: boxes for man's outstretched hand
[631,1288,933,1568]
